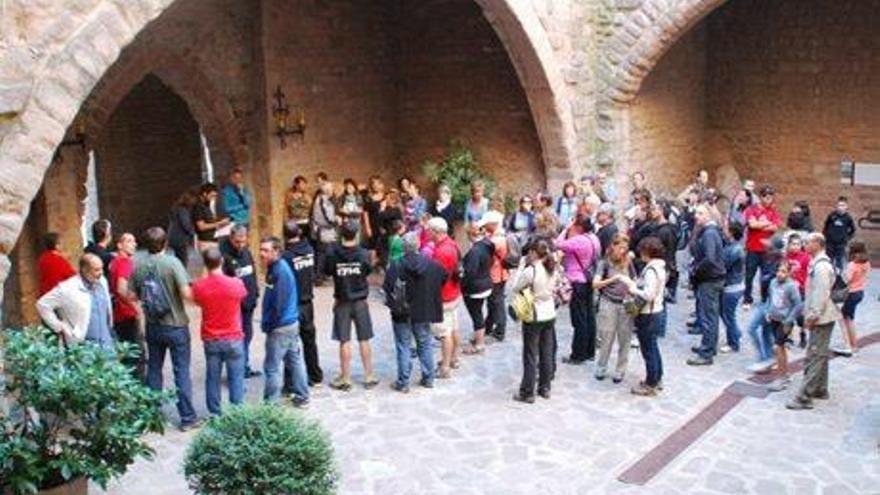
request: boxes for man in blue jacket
[259,236,309,407]
[688,205,727,366]
[221,168,253,228]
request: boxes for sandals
[437,359,461,369]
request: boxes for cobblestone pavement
[96,274,880,494]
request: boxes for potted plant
[184,404,338,495]
[422,140,497,209]
[1,327,168,494]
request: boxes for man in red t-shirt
[36,232,76,297]
[428,217,461,379]
[192,247,247,415]
[742,185,781,307]
[108,232,144,380]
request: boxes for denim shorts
[842,291,864,320]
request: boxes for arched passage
[0,0,573,317]
[601,0,880,257]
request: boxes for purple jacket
[555,231,601,284]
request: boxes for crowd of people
[33,165,872,429]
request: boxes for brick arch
[0,0,571,288]
[601,0,727,104]
[80,47,247,177]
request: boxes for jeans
[569,281,597,361]
[744,251,771,305]
[204,339,245,415]
[696,280,724,359]
[720,290,743,351]
[520,319,556,397]
[114,318,145,381]
[655,307,668,338]
[241,306,256,372]
[747,305,775,362]
[485,282,507,340]
[635,313,662,387]
[827,245,847,273]
[393,321,434,386]
[264,324,308,402]
[145,323,196,424]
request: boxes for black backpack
[387,271,411,318]
[141,263,172,321]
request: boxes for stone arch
[0,0,571,290]
[601,0,727,104]
[80,46,247,177]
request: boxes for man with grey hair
[383,232,447,392]
[428,217,463,378]
[787,233,840,410]
[595,202,619,256]
[37,253,114,349]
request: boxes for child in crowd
[387,219,406,265]
[764,261,802,392]
[785,234,811,348]
[837,242,871,356]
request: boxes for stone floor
[95,273,880,494]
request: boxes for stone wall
[627,25,706,199]
[396,0,545,193]
[94,74,204,238]
[704,0,880,253]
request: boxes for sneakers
[179,418,204,432]
[747,359,775,373]
[329,376,353,392]
[594,373,606,381]
[786,397,814,410]
[245,369,263,379]
[719,345,733,354]
[612,374,624,384]
[832,346,853,357]
[742,302,752,311]
[512,392,535,404]
[290,396,310,408]
[630,383,657,396]
[537,388,551,399]
[363,375,380,389]
[562,356,587,365]
[630,337,640,349]
[390,382,410,394]
[687,356,713,366]
[766,376,791,393]
[419,378,434,388]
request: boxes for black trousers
[520,319,556,398]
[284,300,323,390]
[485,282,507,340]
[569,281,597,361]
[114,318,145,382]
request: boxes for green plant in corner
[422,140,496,209]
[184,404,338,495]
[0,327,169,494]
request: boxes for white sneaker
[719,345,732,354]
[832,346,853,357]
[630,337,640,349]
[747,359,774,373]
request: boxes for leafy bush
[422,140,496,208]
[184,404,338,495]
[1,327,169,494]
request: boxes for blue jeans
[264,324,308,402]
[241,306,256,372]
[393,321,434,386]
[204,339,245,415]
[720,290,743,352]
[696,280,724,359]
[746,306,774,362]
[145,324,196,424]
[655,307,668,338]
[635,313,662,387]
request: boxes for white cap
[476,210,504,228]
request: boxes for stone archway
[0,0,573,297]
[594,0,728,192]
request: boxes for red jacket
[786,250,811,293]
[432,236,462,303]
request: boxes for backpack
[387,270,411,318]
[816,258,848,304]
[141,263,172,321]
[502,233,522,269]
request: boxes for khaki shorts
[432,298,461,338]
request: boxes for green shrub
[1,327,169,494]
[422,140,496,208]
[184,404,338,495]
